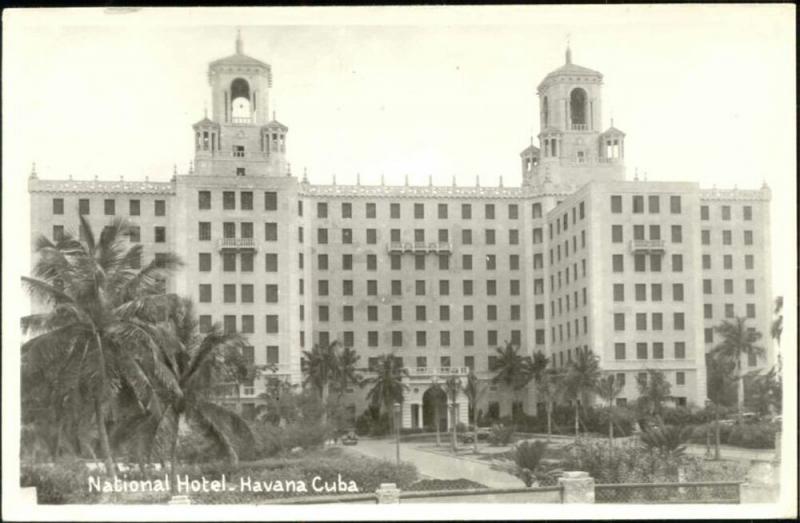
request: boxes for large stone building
[28,33,774,428]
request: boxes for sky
[2,5,795,298]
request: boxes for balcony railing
[217,238,257,251]
[404,367,470,377]
[387,242,453,254]
[231,116,252,125]
[570,123,589,131]
[629,239,666,253]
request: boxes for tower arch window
[230,78,251,122]
[570,88,587,129]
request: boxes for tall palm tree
[712,317,766,416]
[112,298,257,483]
[562,349,601,439]
[21,216,182,476]
[596,374,624,444]
[771,296,783,348]
[462,371,486,453]
[301,340,341,425]
[636,369,672,426]
[444,376,461,453]
[492,342,533,420]
[535,368,564,442]
[363,354,409,433]
[333,346,363,398]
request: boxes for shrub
[21,461,98,504]
[639,425,692,458]
[488,423,514,446]
[513,440,548,486]
[727,422,777,449]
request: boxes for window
[151,226,165,243]
[746,303,756,318]
[199,253,211,272]
[613,284,625,302]
[342,228,353,244]
[670,195,681,214]
[265,284,278,303]
[264,192,277,211]
[341,202,352,218]
[673,312,685,330]
[438,279,450,296]
[199,284,212,303]
[636,343,648,359]
[673,283,684,301]
[533,228,543,244]
[317,228,328,244]
[104,199,115,216]
[391,280,402,296]
[365,202,376,218]
[366,229,377,245]
[508,204,519,220]
[704,304,713,319]
[651,284,662,301]
[724,279,734,294]
[746,279,755,294]
[722,254,733,270]
[415,255,426,271]
[532,203,542,218]
[704,328,714,344]
[52,198,64,215]
[487,280,497,296]
[485,204,495,219]
[672,254,683,272]
[318,280,329,296]
[368,332,379,348]
[222,252,236,272]
[416,331,427,347]
[634,225,645,241]
[635,284,646,301]
[463,280,473,296]
[415,280,426,296]
[368,306,378,322]
[743,205,752,220]
[266,315,279,333]
[508,229,519,245]
[390,203,400,219]
[653,343,664,360]
[614,343,626,360]
[343,305,354,322]
[723,230,732,245]
[223,316,236,334]
[265,253,278,272]
[223,191,235,210]
[671,225,682,243]
[632,195,644,214]
[745,255,754,269]
[435,203,448,219]
[722,205,731,220]
[223,284,236,303]
[462,229,472,245]
[744,230,753,245]
[240,252,254,272]
[366,254,377,271]
[614,313,625,331]
[675,342,686,359]
[485,255,496,270]
[317,202,328,218]
[391,305,402,322]
[652,312,663,330]
[487,330,498,346]
[611,195,622,213]
[367,280,378,296]
[703,278,712,295]
[701,230,710,245]
[198,191,211,210]
[413,203,424,219]
[650,254,662,272]
[342,280,354,296]
[612,225,623,243]
[701,205,709,220]
[78,198,90,215]
[612,254,624,272]
[485,229,496,245]
[634,255,646,272]
[648,195,660,213]
[636,313,647,331]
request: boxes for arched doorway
[422,386,448,431]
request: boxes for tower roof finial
[236,28,243,54]
[565,33,572,64]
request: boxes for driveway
[347,438,523,489]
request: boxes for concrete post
[558,471,595,503]
[375,483,401,504]
[739,459,779,503]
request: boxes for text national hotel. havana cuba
[28,32,774,429]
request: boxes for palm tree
[492,342,533,420]
[333,346,363,398]
[363,354,409,433]
[301,340,341,425]
[112,299,257,485]
[771,296,783,348]
[636,369,672,426]
[596,374,624,445]
[21,216,182,476]
[562,349,601,439]
[534,368,563,442]
[462,371,486,453]
[444,376,461,453]
[712,317,766,417]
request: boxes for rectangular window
[266,315,279,333]
[673,283,684,301]
[675,342,686,359]
[723,255,733,270]
[672,254,683,272]
[613,283,625,302]
[367,280,378,296]
[263,192,277,211]
[724,279,734,294]
[673,312,685,330]
[223,284,236,303]
[52,198,65,215]
[367,305,378,322]
[317,202,328,218]
[704,303,713,319]
[390,203,400,219]
[636,343,648,359]
[259,253,277,275]
[265,284,278,303]
[416,331,427,347]
[722,205,731,220]
[223,316,236,334]
[670,195,681,214]
[634,255,646,272]
[78,198,90,215]
[611,195,622,213]
[508,204,519,220]
[652,312,663,330]
[744,230,753,245]
[701,205,709,220]
[745,279,755,294]
[318,280,329,296]
[651,283,662,301]
[341,202,352,218]
[746,303,756,318]
[703,254,711,269]
[485,229,496,245]
[240,191,253,210]
[240,315,254,334]
[703,278,713,294]
[745,255,754,269]
[463,280,473,296]
[198,191,211,210]
[487,280,497,296]
[462,229,472,245]
[437,203,448,219]
[199,284,212,303]
[366,202,376,218]
[414,203,424,219]
[241,222,253,239]
[415,280,426,296]
[612,225,623,243]
[614,313,625,331]
[701,230,710,245]
[612,254,624,272]
[635,283,646,301]
[463,305,474,321]
[342,228,353,244]
[415,255,426,271]
[671,225,682,243]
[743,205,752,220]
[391,305,402,321]
[636,313,647,331]
[648,195,660,213]
[723,230,732,245]
[198,252,211,272]
[104,199,115,216]
[317,228,328,244]
[222,192,235,210]
[222,252,236,272]
[632,195,644,214]
[653,342,664,360]
[485,204,495,219]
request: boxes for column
[558,471,595,503]
[401,402,412,429]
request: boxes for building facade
[28,35,774,428]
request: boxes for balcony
[629,239,665,253]
[217,238,257,251]
[404,367,470,378]
[231,116,252,125]
[570,123,589,131]
[387,242,453,255]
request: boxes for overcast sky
[3,5,795,297]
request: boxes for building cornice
[699,187,771,202]
[298,182,576,200]
[28,178,176,195]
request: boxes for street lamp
[393,402,401,465]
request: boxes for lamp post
[706,398,721,460]
[393,402,401,465]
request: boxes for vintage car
[341,430,359,446]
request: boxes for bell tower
[192,30,289,177]
[521,45,625,187]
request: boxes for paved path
[348,438,523,488]
[684,443,775,462]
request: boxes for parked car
[341,430,358,446]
